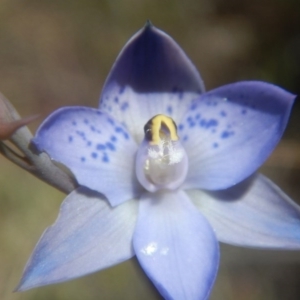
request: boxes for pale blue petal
[17,187,138,291]
[99,23,204,143]
[187,174,300,249]
[100,88,200,144]
[133,190,219,300]
[181,81,295,190]
[33,106,143,206]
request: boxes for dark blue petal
[101,22,204,97]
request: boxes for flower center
[136,114,188,192]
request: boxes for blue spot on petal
[107,118,115,126]
[81,157,86,162]
[220,111,227,117]
[190,103,197,110]
[213,142,219,148]
[110,135,117,142]
[221,131,235,139]
[123,132,129,140]
[167,106,173,115]
[178,124,184,131]
[121,102,129,111]
[97,144,106,150]
[119,86,125,94]
[114,97,119,103]
[68,136,73,143]
[91,152,98,159]
[76,130,86,140]
[102,155,109,163]
[206,119,218,128]
[72,121,77,126]
[106,142,116,151]
[241,109,247,114]
[84,119,89,124]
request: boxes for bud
[0,93,38,140]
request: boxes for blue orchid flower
[17,23,300,300]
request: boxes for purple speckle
[199,118,218,129]
[114,97,119,103]
[115,126,129,140]
[87,141,92,147]
[206,119,218,128]
[183,135,188,141]
[167,106,173,115]
[81,157,86,162]
[195,114,201,120]
[190,103,197,111]
[84,119,89,124]
[110,135,117,142]
[97,144,106,150]
[123,132,129,140]
[221,131,235,139]
[106,142,116,151]
[76,130,86,140]
[102,155,109,163]
[200,119,206,128]
[241,109,247,114]
[220,111,227,117]
[178,124,184,131]
[91,152,98,159]
[107,118,115,126]
[119,86,125,94]
[72,121,77,126]
[68,136,73,143]
[121,102,129,111]
[213,142,219,148]
[189,121,196,128]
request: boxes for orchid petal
[33,106,142,206]
[133,190,219,300]
[99,23,204,142]
[101,88,201,143]
[101,22,204,97]
[180,81,295,190]
[187,174,300,249]
[17,187,138,291]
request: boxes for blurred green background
[1,0,300,299]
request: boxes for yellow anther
[144,114,179,145]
